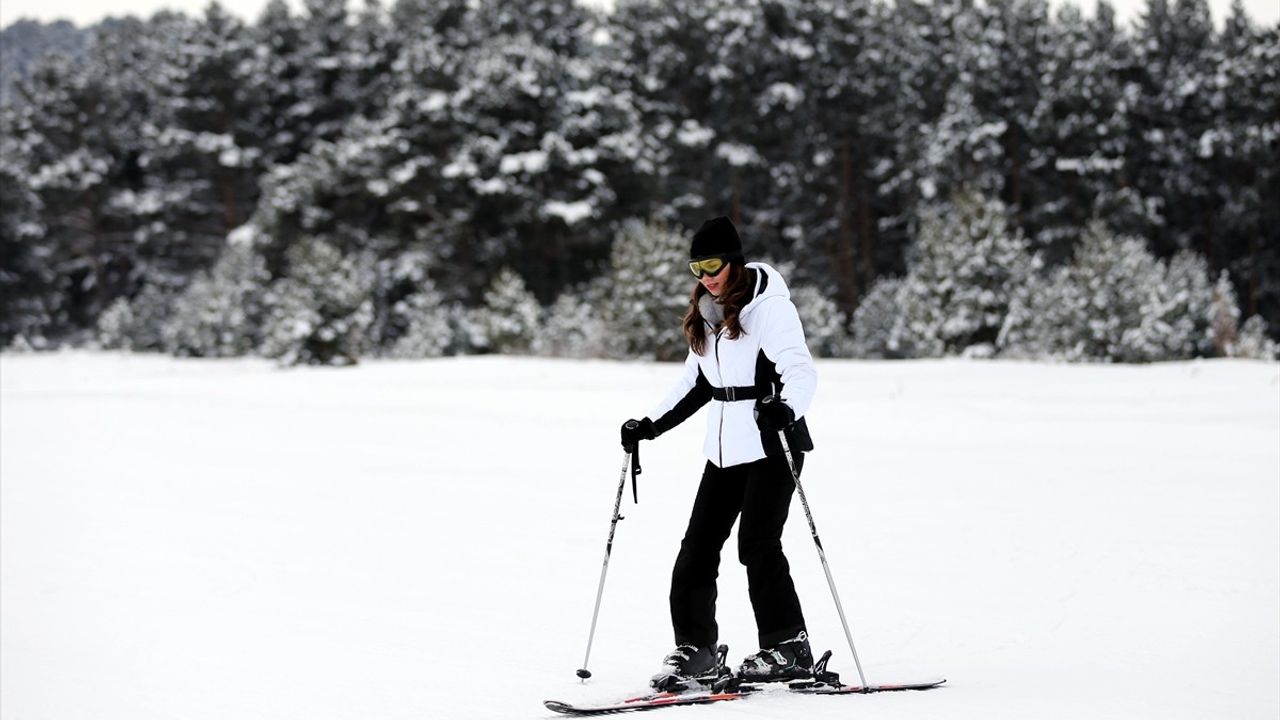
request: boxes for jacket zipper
[714,328,724,467]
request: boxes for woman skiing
[619,216,818,689]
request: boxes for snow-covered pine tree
[0,19,87,108]
[1129,0,1219,259]
[539,280,608,359]
[1233,315,1279,360]
[472,267,542,355]
[1001,230,1218,362]
[1207,267,1279,359]
[0,137,59,347]
[965,0,1053,236]
[1053,220,1172,362]
[893,190,1037,357]
[997,263,1089,360]
[601,219,690,361]
[10,45,148,335]
[249,0,309,165]
[141,4,266,288]
[768,260,852,358]
[164,235,271,357]
[850,275,904,359]
[260,237,375,366]
[603,0,722,229]
[1207,0,1279,336]
[295,0,359,146]
[442,2,637,303]
[1208,269,1241,356]
[388,279,453,359]
[913,3,1007,209]
[95,298,134,350]
[798,0,921,312]
[1030,2,1144,261]
[1158,250,1215,358]
[789,284,852,359]
[96,284,175,352]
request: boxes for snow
[500,150,550,175]
[543,200,594,225]
[676,120,715,148]
[715,142,762,167]
[1,353,1277,720]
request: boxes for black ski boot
[649,644,724,690]
[737,631,814,682]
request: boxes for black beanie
[690,216,745,263]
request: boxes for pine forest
[1,0,1277,364]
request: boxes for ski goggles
[689,256,730,279]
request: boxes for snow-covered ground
[2,352,1277,719]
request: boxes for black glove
[620,417,656,450]
[754,395,795,431]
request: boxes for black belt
[711,385,765,402]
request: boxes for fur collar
[699,292,725,329]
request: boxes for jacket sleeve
[759,298,817,419]
[648,349,712,435]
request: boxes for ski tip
[544,700,574,714]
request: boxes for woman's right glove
[754,395,795,431]
[619,417,656,451]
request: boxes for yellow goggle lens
[689,257,726,278]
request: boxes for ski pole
[762,396,869,688]
[577,440,637,680]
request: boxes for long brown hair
[682,263,754,356]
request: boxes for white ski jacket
[648,262,817,468]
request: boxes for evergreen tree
[0,134,59,346]
[388,279,454,359]
[1031,2,1145,261]
[96,284,176,352]
[250,0,310,165]
[163,236,271,357]
[141,3,266,288]
[261,238,375,365]
[0,19,87,108]
[1129,0,1219,260]
[1158,249,1215,358]
[997,263,1088,360]
[1054,221,1172,362]
[797,0,921,313]
[790,283,852,359]
[893,191,1037,357]
[601,219,690,360]
[850,276,905,359]
[540,283,609,358]
[472,267,543,354]
[443,6,636,302]
[1207,1,1280,329]
[1233,315,1278,359]
[9,46,148,333]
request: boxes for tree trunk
[220,172,241,230]
[1248,232,1259,316]
[1008,127,1024,230]
[834,139,859,312]
[854,135,876,298]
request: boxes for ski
[784,676,947,695]
[544,689,744,716]
[544,678,946,715]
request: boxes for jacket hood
[740,262,789,318]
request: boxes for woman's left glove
[754,395,795,431]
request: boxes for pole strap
[629,444,641,504]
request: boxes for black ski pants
[670,454,806,650]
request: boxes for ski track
[2,351,1277,719]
